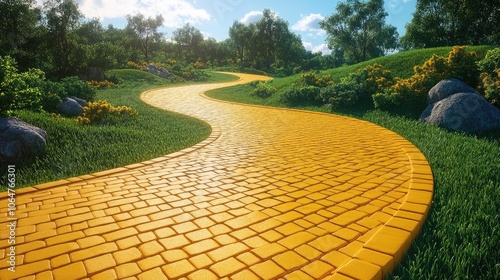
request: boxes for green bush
[321,83,361,108]
[477,48,500,74]
[0,56,45,116]
[478,48,500,107]
[40,80,66,112]
[60,76,96,101]
[280,86,320,105]
[252,81,276,98]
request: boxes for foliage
[127,61,147,70]
[477,48,500,74]
[191,61,206,69]
[321,83,360,108]
[126,13,164,61]
[300,71,334,88]
[479,71,500,107]
[76,100,138,124]
[0,55,44,116]
[280,86,321,105]
[402,0,500,49]
[87,80,117,89]
[252,81,276,98]
[60,76,96,101]
[320,0,399,64]
[374,46,479,110]
[477,48,500,106]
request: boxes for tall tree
[172,23,204,62]
[229,21,253,67]
[401,0,500,49]
[0,0,39,52]
[43,0,85,78]
[126,13,164,61]
[320,0,398,64]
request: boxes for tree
[320,0,398,64]
[172,23,204,62]
[401,0,500,49]
[43,0,85,78]
[0,0,39,52]
[229,21,253,67]
[126,13,164,61]
[0,0,42,69]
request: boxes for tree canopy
[320,0,398,64]
[401,0,500,49]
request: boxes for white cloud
[240,11,263,24]
[303,42,331,55]
[292,13,325,36]
[55,0,211,28]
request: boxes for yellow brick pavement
[0,73,433,279]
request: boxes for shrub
[321,83,361,108]
[477,48,500,107]
[40,80,65,112]
[300,71,334,88]
[76,100,138,125]
[252,81,276,98]
[374,46,479,110]
[191,61,206,69]
[87,80,117,89]
[0,56,45,115]
[127,61,147,70]
[281,86,320,105]
[60,76,96,101]
[480,70,500,107]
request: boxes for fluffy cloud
[292,13,325,36]
[37,0,210,28]
[240,11,263,24]
[303,42,331,55]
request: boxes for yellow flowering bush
[86,80,117,89]
[76,100,138,124]
[480,70,500,106]
[127,61,147,70]
[191,61,206,69]
[300,71,334,88]
[374,46,479,110]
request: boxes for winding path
[0,73,433,280]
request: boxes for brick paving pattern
[0,73,433,279]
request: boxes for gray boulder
[69,96,88,107]
[0,117,47,163]
[427,78,479,104]
[145,64,174,79]
[420,92,500,133]
[58,97,84,116]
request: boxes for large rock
[58,97,85,116]
[0,117,47,163]
[420,92,500,133]
[145,64,174,79]
[68,96,88,107]
[427,78,479,104]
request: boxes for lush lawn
[205,48,499,279]
[0,70,238,190]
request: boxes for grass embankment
[0,70,238,190]
[206,46,500,279]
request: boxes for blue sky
[36,0,416,55]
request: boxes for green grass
[206,47,500,279]
[0,70,238,190]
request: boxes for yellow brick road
[0,73,433,279]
